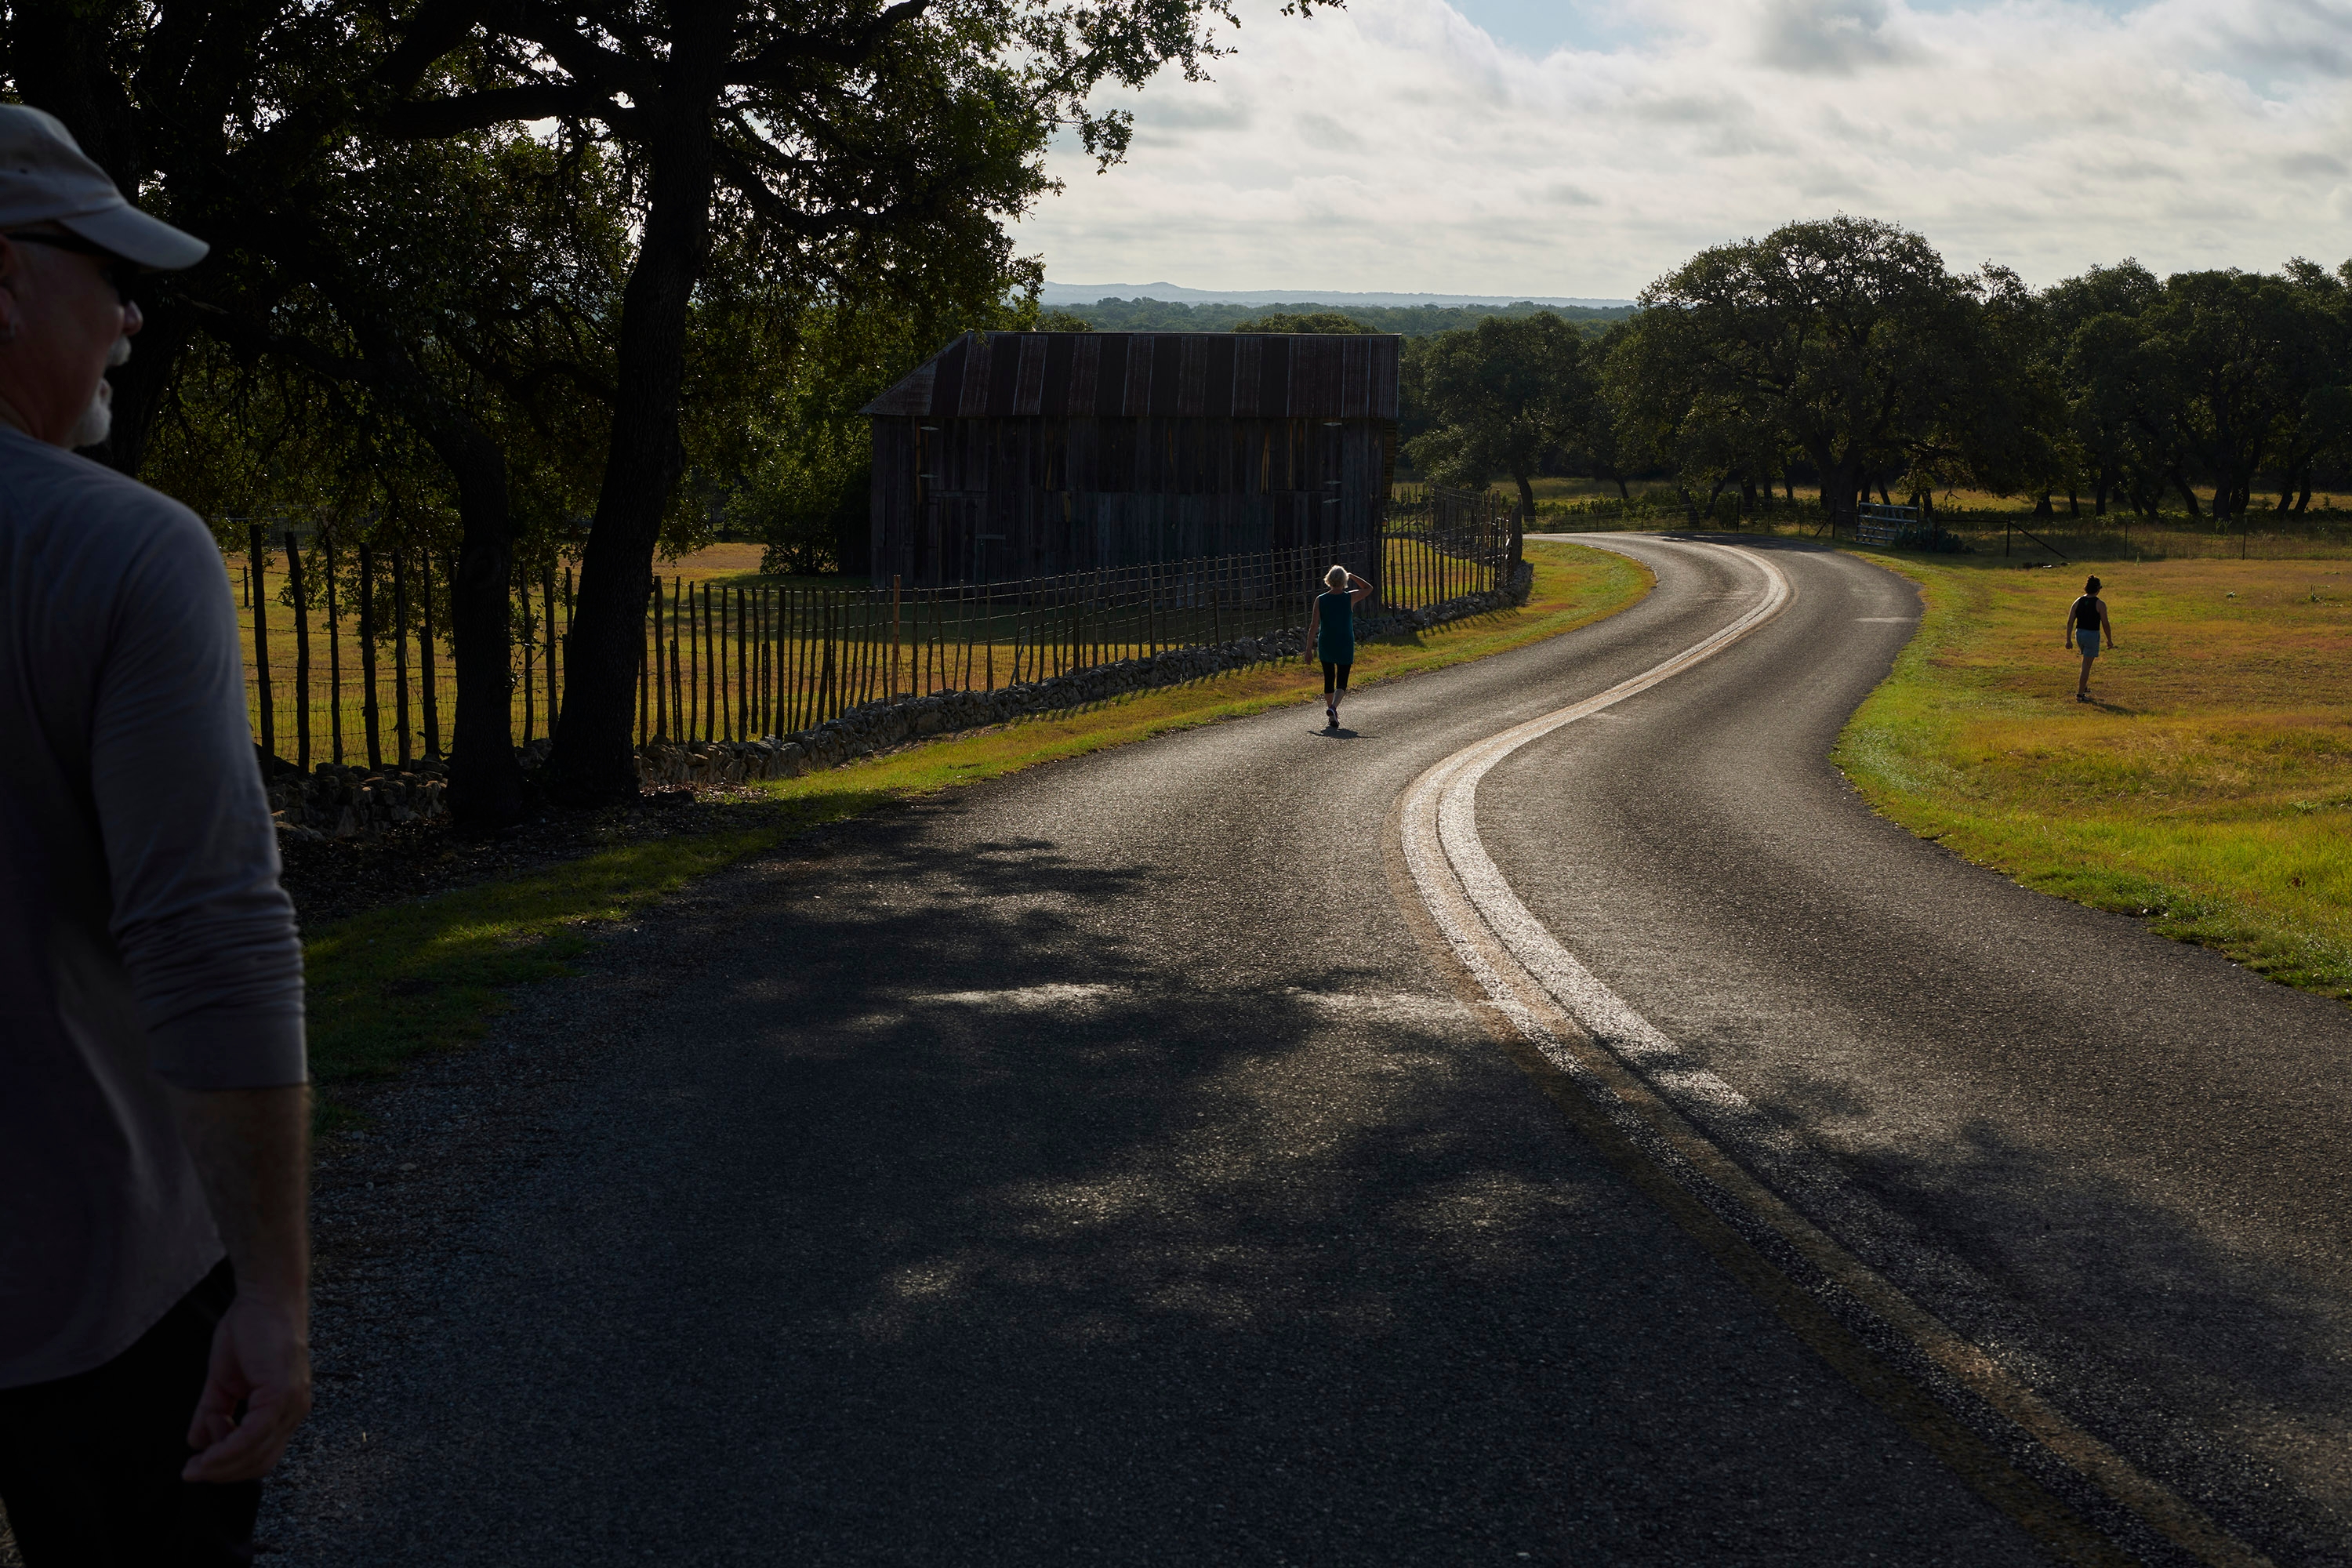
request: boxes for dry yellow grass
[1836,555,2352,999]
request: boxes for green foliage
[1596,225,2352,527]
[1229,311,1374,334]
[1403,313,1590,532]
[687,278,1068,577]
[1606,216,2002,528]
[129,121,629,564]
[1060,297,1632,336]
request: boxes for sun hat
[0,103,206,270]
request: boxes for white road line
[1399,535,2269,1568]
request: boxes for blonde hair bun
[1324,564,1348,590]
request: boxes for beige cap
[0,103,206,270]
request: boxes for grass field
[301,538,1653,1119]
[1835,553,2352,1001]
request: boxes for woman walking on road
[1304,564,1374,729]
[2067,575,2116,702]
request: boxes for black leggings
[1321,662,1352,695]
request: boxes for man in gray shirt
[0,106,311,1564]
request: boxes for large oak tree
[1610,216,1994,533]
[377,0,1335,804]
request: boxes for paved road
[263,535,2349,1564]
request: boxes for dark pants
[0,1261,259,1566]
[1321,661,1352,695]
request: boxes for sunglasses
[5,230,139,305]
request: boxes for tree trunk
[1511,471,1534,564]
[543,34,728,804]
[2033,491,2054,517]
[1817,456,1855,535]
[435,426,525,829]
[2296,474,2313,514]
[328,296,528,826]
[2170,470,2202,517]
[2067,488,2080,517]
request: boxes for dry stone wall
[268,760,449,843]
[270,563,1532,837]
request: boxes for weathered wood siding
[866,332,1401,587]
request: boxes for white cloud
[1754,0,1922,74]
[1011,0,2352,296]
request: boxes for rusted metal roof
[861,332,1400,422]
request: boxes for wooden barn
[863,331,1399,587]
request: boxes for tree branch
[382,83,624,137]
[510,2,664,100]
[374,0,503,96]
[729,0,933,85]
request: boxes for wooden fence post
[323,529,343,765]
[704,581,718,741]
[890,574,902,700]
[735,585,749,738]
[669,577,684,739]
[818,592,837,722]
[545,563,560,738]
[249,525,274,761]
[357,541,381,770]
[419,550,440,760]
[518,573,535,746]
[668,580,687,747]
[390,546,411,768]
[783,589,798,733]
[283,528,310,771]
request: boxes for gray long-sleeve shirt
[1,427,305,1389]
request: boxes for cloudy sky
[1010,0,2352,298]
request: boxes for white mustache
[71,338,129,449]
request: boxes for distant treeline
[1397,216,2352,532]
[1056,296,1635,336]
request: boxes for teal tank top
[1316,590,1355,663]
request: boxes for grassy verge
[303,539,1652,1114]
[1835,551,2352,1001]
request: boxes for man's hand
[184,1289,311,1481]
[169,1083,312,1483]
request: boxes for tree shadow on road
[266,804,2052,1567]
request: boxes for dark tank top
[2072,595,2101,629]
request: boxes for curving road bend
[263,535,2349,1566]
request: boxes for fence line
[231,498,1512,769]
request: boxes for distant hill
[1054,296,1635,337]
[1040,281,1635,309]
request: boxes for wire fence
[230,492,1513,769]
